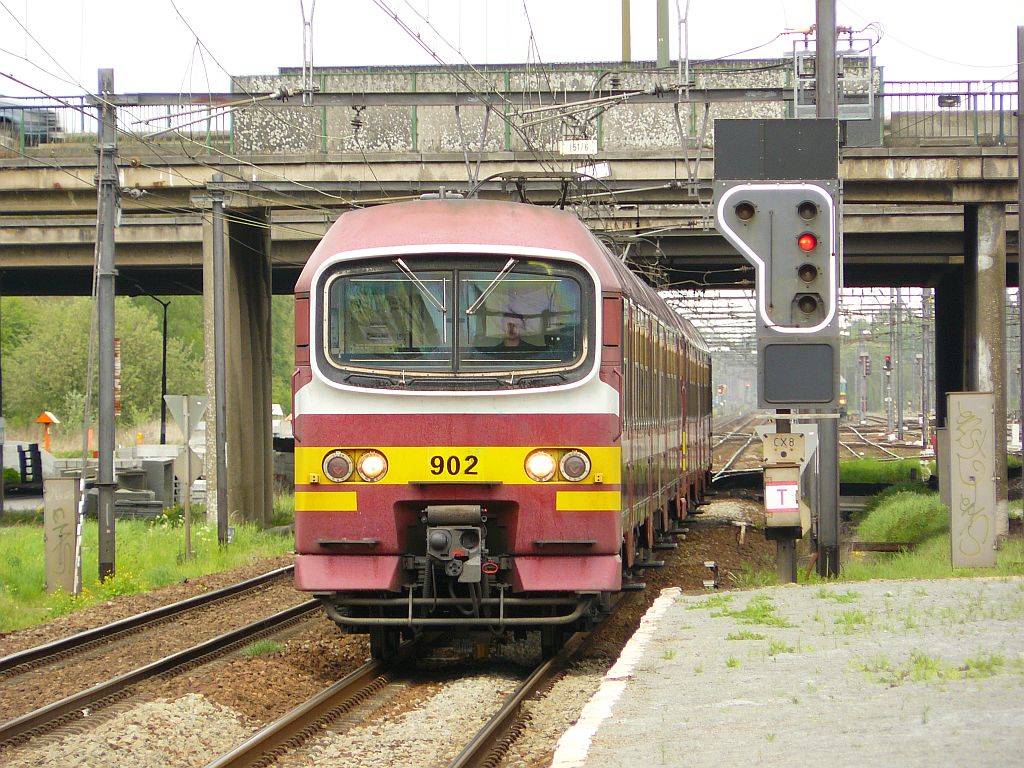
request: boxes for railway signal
[715,182,838,333]
[713,180,841,409]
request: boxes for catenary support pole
[1018,27,1023,444]
[621,0,631,62]
[212,175,229,546]
[816,0,840,578]
[97,69,118,580]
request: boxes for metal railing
[883,80,1019,146]
[0,80,1019,157]
[0,96,233,154]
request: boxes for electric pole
[96,69,118,581]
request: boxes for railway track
[0,565,294,677]
[0,566,303,725]
[0,596,319,750]
[202,632,587,768]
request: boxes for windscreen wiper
[393,258,447,314]
[465,257,517,315]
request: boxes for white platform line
[550,587,682,768]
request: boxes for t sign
[765,481,799,512]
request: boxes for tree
[3,297,202,431]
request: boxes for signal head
[798,201,818,220]
[734,201,756,221]
[797,263,818,283]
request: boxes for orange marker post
[36,410,61,453]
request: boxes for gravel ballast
[553,577,1024,767]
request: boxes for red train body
[293,199,711,656]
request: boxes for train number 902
[429,454,479,476]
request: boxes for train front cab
[293,240,624,656]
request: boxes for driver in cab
[485,312,544,352]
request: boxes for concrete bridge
[0,60,1019,523]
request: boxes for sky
[0,0,1020,98]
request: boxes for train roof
[297,198,621,288]
[297,198,706,349]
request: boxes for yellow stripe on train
[555,490,622,511]
[295,446,621,486]
[295,490,358,512]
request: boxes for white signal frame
[715,182,838,334]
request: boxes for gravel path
[554,577,1024,767]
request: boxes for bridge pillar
[934,268,965,429]
[965,203,1009,540]
[203,209,274,526]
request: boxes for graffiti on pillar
[948,392,997,568]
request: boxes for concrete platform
[552,577,1024,767]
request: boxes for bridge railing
[882,81,1019,146]
[1,80,1019,158]
[0,96,233,155]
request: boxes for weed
[726,630,767,641]
[689,593,734,611]
[713,594,793,628]
[728,564,777,589]
[725,656,741,668]
[662,648,677,661]
[241,639,284,658]
[693,663,705,674]
[767,640,796,656]
[814,588,860,604]
[834,609,873,634]
[962,654,1006,679]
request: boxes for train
[292,198,712,658]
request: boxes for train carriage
[293,198,711,657]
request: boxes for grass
[241,639,284,658]
[722,489,1024,587]
[855,490,948,544]
[856,650,1021,685]
[840,458,930,484]
[0,515,293,633]
[814,587,860,603]
[726,630,767,641]
[711,594,793,628]
[767,640,796,655]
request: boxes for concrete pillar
[203,209,274,526]
[934,269,964,429]
[965,203,1009,539]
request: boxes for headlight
[357,450,388,482]
[559,450,591,482]
[524,450,557,482]
[322,450,354,483]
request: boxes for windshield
[320,256,591,386]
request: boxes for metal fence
[1,80,1020,156]
[0,96,234,154]
[883,81,1019,146]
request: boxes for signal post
[713,118,842,581]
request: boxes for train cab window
[318,256,593,388]
[459,267,584,372]
[325,270,453,371]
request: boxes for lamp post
[139,292,170,444]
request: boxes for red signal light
[798,233,817,252]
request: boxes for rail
[0,600,319,748]
[0,565,294,675]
